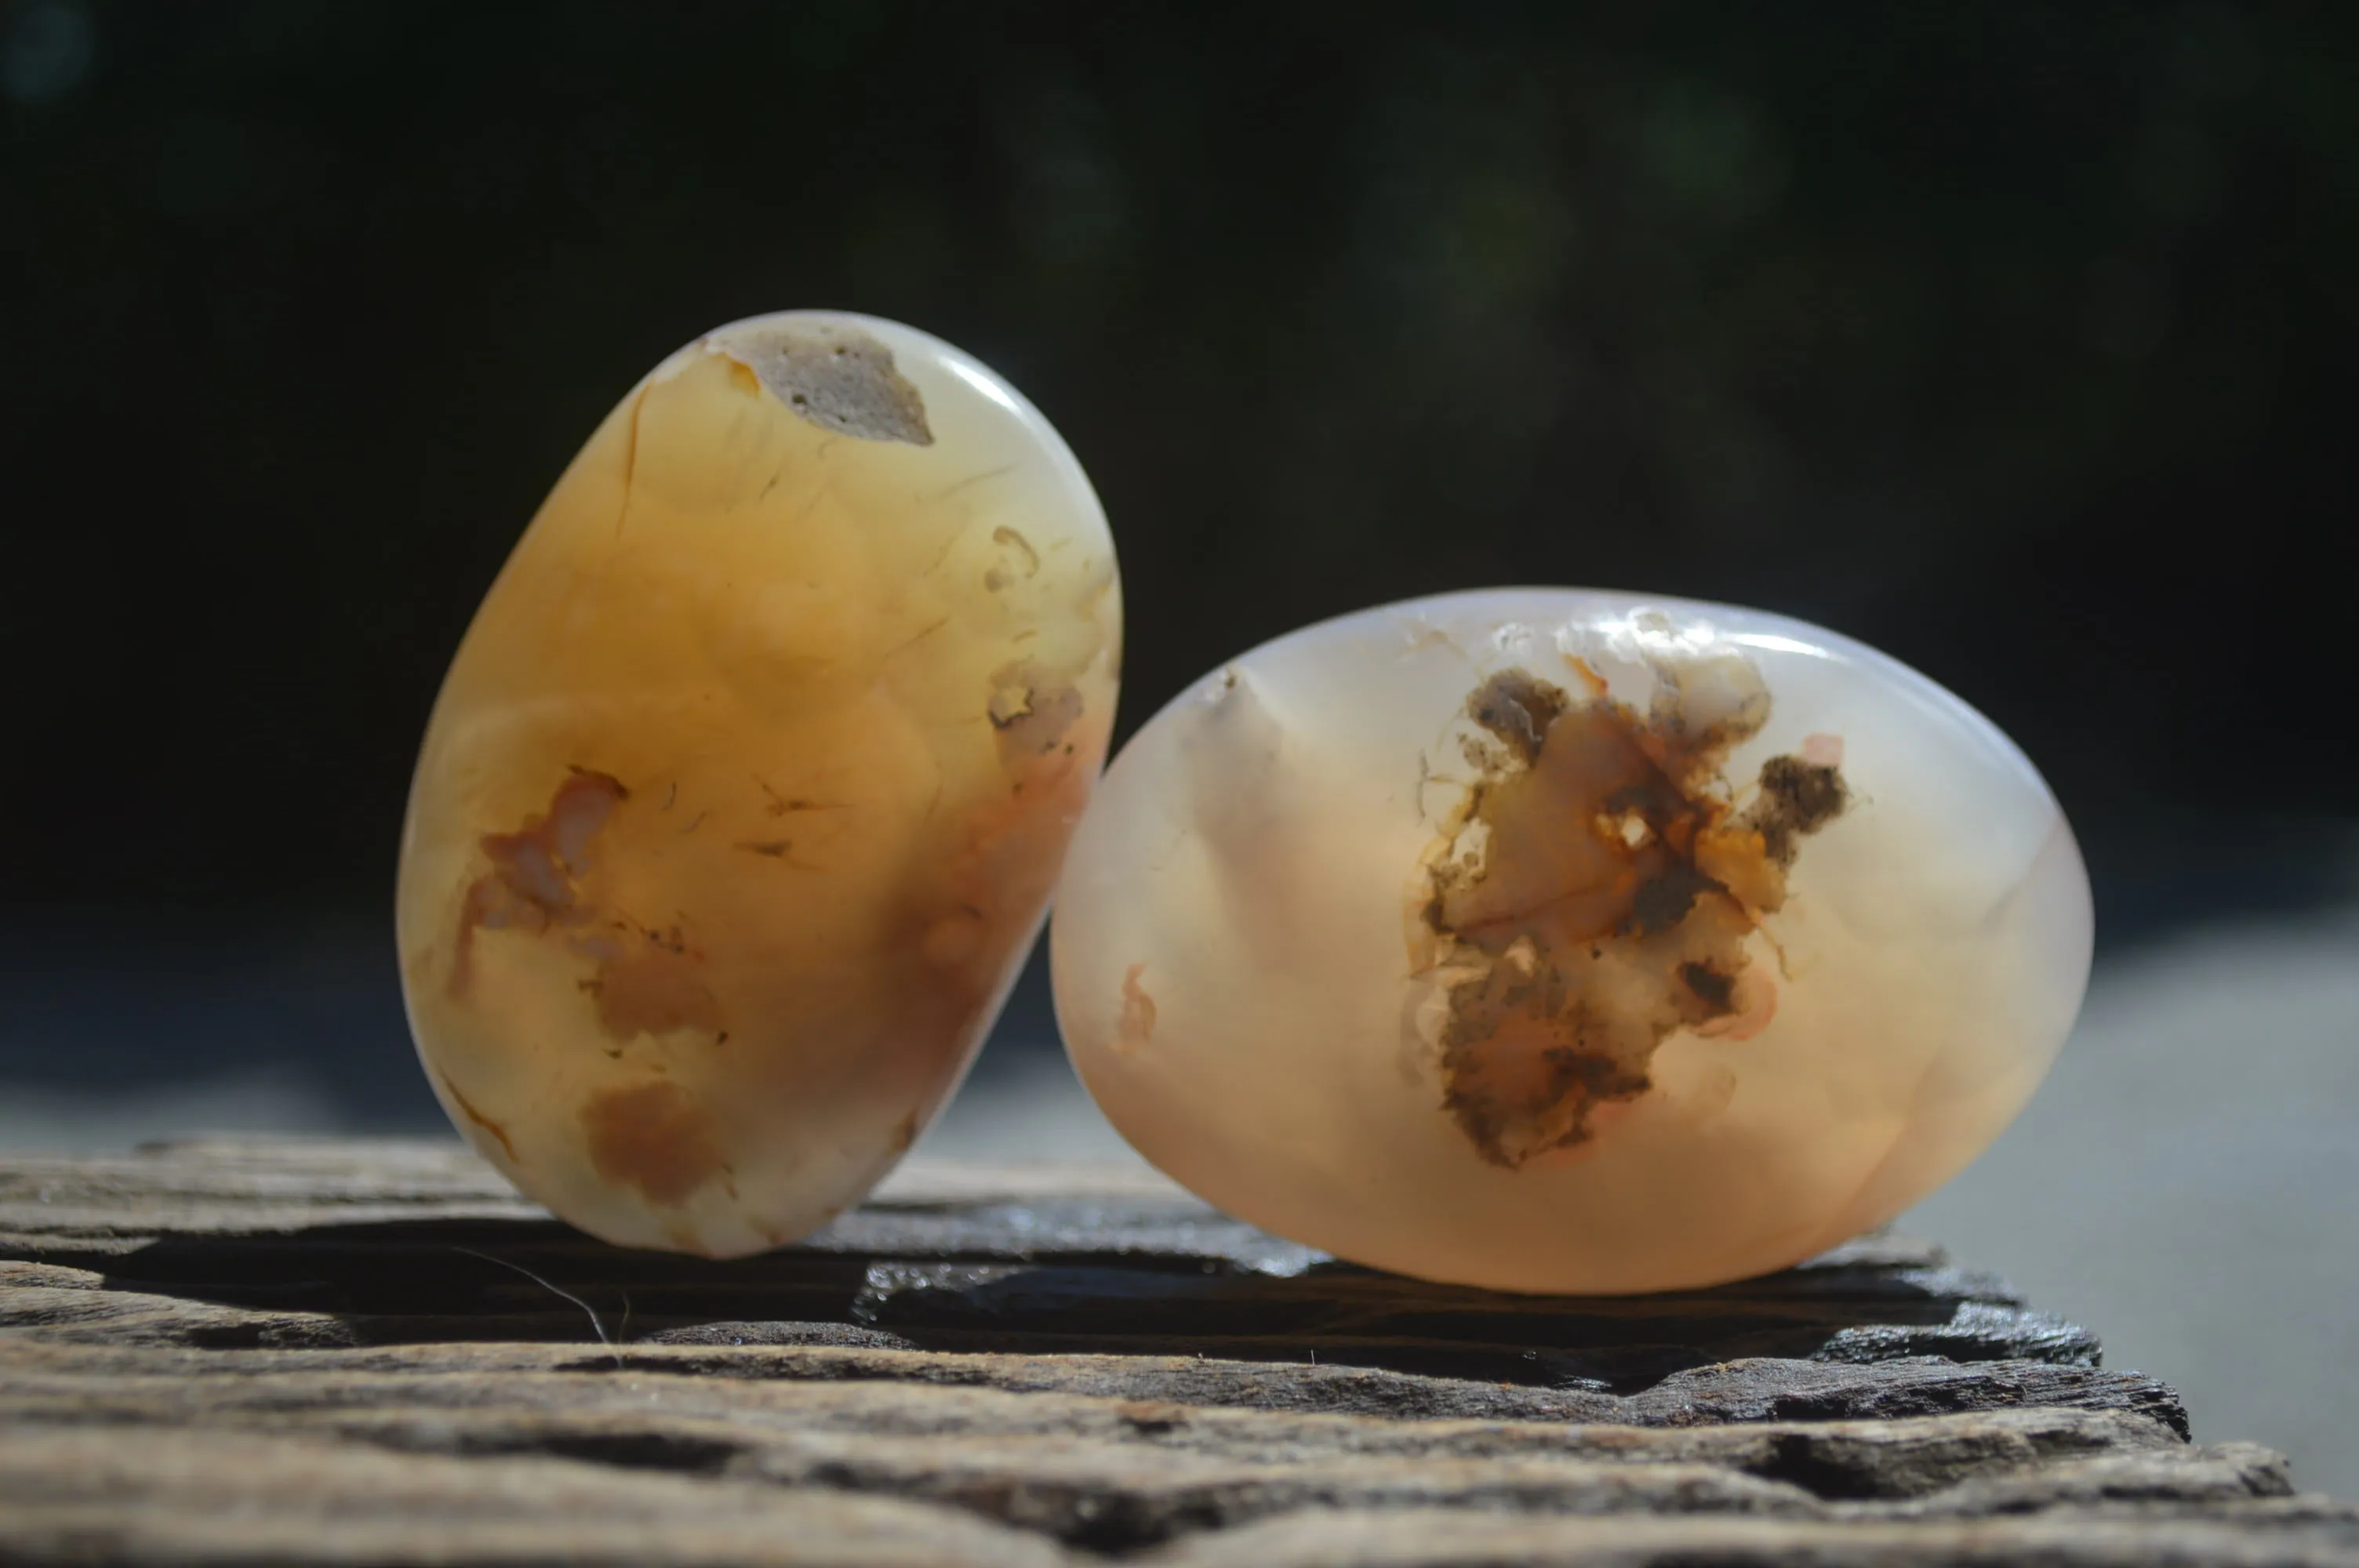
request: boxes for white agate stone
[1052,589,2090,1294]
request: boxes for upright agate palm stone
[398,313,1119,1256]
[1054,590,2088,1294]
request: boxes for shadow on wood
[71,1206,2088,1401]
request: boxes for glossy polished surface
[399,313,1119,1255]
[1054,590,2088,1293]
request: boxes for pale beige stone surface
[397,314,1119,1256]
[1055,591,2092,1294]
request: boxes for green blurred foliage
[2,2,2353,928]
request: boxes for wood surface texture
[0,1135,2348,1565]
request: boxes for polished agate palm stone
[1053,590,2088,1294]
[398,313,1119,1256]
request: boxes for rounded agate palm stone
[398,313,1119,1256]
[1053,590,2088,1294]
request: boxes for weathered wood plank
[0,1140,1179,1251]
[0,1341,2314,1554]
[0,1424,1067,1567]
[0,1136,2348,1565]
[1146,1508,2359,1568]
[0,1138,2147,1422]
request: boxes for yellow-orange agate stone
[398,313,1119,1255]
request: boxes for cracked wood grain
[0,1137,2349,1566]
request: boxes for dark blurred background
[3,0,2357,1484]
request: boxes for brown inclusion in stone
[1419,666,1847,1169]
[580,1080,730,1208]
[449,768,630,997]
[451,769,725,1050]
